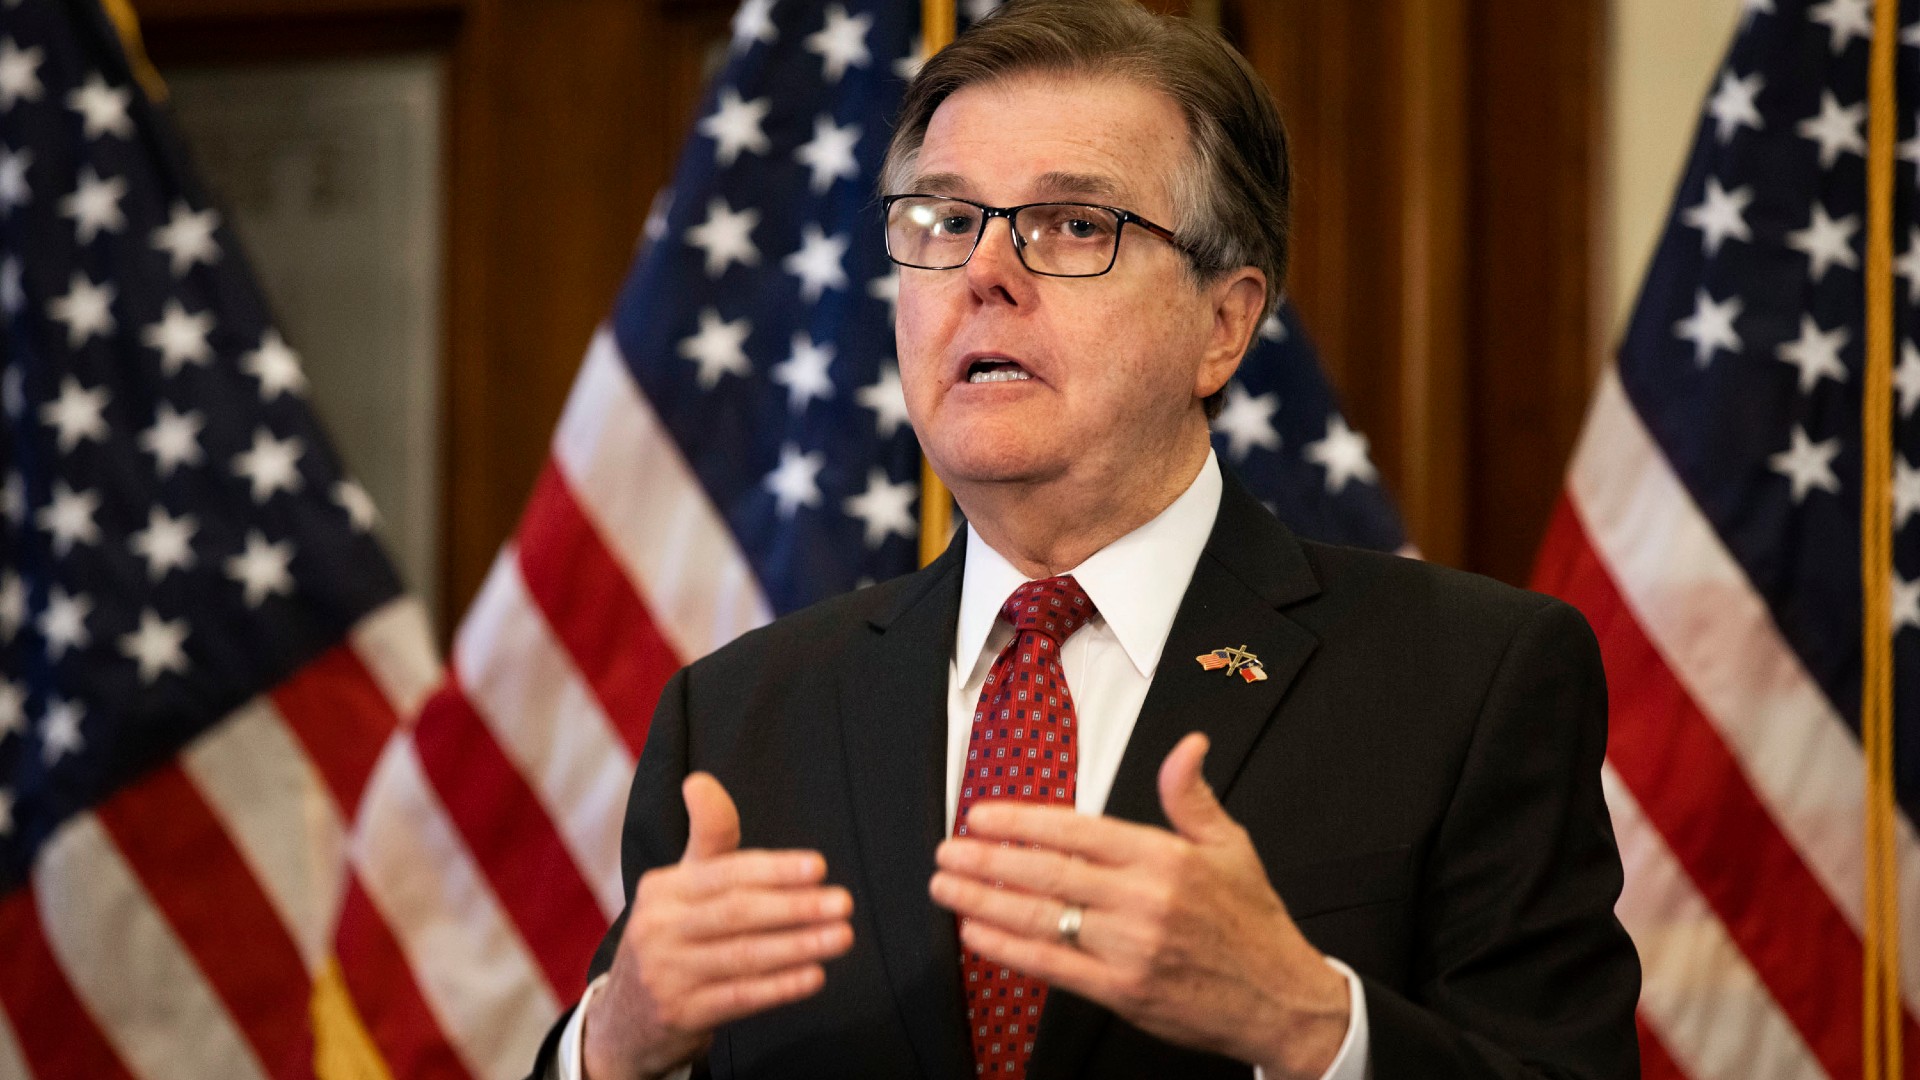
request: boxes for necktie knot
[1002,575,1096,644]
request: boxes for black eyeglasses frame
[880,193,1192,278]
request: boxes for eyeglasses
[881,194,1189,278]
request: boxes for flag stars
[0,677,21,740]
[233,428,306,503]
[1797,91,1866,168]
[141,402,206,476]
[0,38,43,111]
[1673,289,1744,367]
[731,0,778,51]
[806,4,873,83]
[1899,341,1920,418]
[1680,177,1752,256]
[121,609,190,684]
[38,587,92,659]
[1899,227,1920,303]
[59,166,126,243]
[1706,70,1765,144]
[1786,202,1860,281]
[1305,415,1378,494]
[1809,0,1872,53]
[678,307,754,389]
[48,273,116,348]
[142,300,216,375]
[335,479,379,532]
[2,472,21,526]
[1212,383,1281,461]
[772,332,837,411]
[1895,574,1920,633]
[0,788,12,837]
[1260,311,1288,343]
[685,197,762,278]
[845,468,918,548]
[130,505,199,581]
[1895,457,1920,530]
[0,144,30,212]
[40,698,84,764]
[37,482,100,556]
[2,255,21,316]
[857,363,912,437]
[227,530,296,607]
[67,73,132,139]
[784,224,849,301]
[242,330,307,399]
[41,377,109,452]
[0,573,22,641]
[699,87,772,167]
[1768,426,1841,502]
[795,114,862,194]
[764,443,825,518]
[1774,315,1848,394]
[151,202,221,276]
[868,268,900,321]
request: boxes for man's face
[895,74,1251,499]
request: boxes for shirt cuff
[552,973,606,1080]
[1252,956,1371,1080]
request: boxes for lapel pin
[1197,645,1268,683]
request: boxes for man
[535,1,1641,1077]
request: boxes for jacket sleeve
[1365,599,1642,1079]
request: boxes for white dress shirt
[557,451,1368,1080]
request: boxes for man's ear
[1195,267,1267,400]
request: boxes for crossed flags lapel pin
[1196,645,1268,683]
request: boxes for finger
[960,802,1167,865]
[676,885,853,940]
[929,869,1086,947]
[1157,733,1234,845]
[681,772,741,862]
[934,837,1119,907]
[668,849,829,898]
[957,918,1109,1002]
[682,920,854,981]
[675,963,829,1030]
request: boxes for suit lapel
[835,534,974,1079]
[1029,469,1322,1079]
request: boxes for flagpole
[1862,0,1900,1073]
[916,0,957,567]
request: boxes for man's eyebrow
[1031,171,1127,202]
[905,172,973,196]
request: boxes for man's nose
[964,216,1029,300]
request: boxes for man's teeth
[968,368,1032,383]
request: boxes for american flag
[324,0,1407,1075]
[0,1,442,1077]
[1531,1,1920,1076]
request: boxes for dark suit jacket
[533,469,1641,1078]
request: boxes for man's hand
[928,733,1350,1079]
[583,773,855,1080]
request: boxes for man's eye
[1064,218,1099,239]
[938,216,974,235]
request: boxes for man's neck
[956,436,1213,579]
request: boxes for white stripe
[1570,368,1920,1007]
[179,698,345,971]
[1603,767,1825,1080]
[33,814,269,1080]
[352,737,559,1080]
[0,1001,33,1080]
[552,328,773,660]
[350,596,444,723]
[454,547,634,917]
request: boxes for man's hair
[879,0,1292,418]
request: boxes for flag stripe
[92,761,314,1080]
[348,597,444,724]
[552,329,773,660]
[334,876,475,1080]
[412,677,608,1000]
[1602,765,1822,1080]
[179,698,345,970]
[1636,1016,1690,1080]
[454,548,634,917]
[350,738,559,1080]
[1566,371,1920,1001]
[517,462,681,750]
[0,890,136,1080]
[0,1000,32,1080]
[33,814,271,1080]
[1541,499,1908,1078]
[273,642,404,816]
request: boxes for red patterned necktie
[955,575,1097,1078]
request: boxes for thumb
[681,772,741,863]
[1157,733,1234,844]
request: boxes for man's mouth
[965,358,1033,384]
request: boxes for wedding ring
[1056,903,1084,948]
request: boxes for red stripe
[0,890,139,1079]
[93,762,313,1079]
[1634,1014,1688,1080]
[1534,497,1920,1076]
[332,875,474,1079]
[412,676,607,999]
[516,462,680,755]
[273,643,403,815]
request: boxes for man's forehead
[907,169,1134,204]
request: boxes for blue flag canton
[0,0,403,889]
[1615,0,1917,809]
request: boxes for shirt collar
[955,450,1223,683]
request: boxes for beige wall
[1605,0,1744,339]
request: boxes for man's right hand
[581,772,855,1080]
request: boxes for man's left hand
[929,732,1351,1080]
